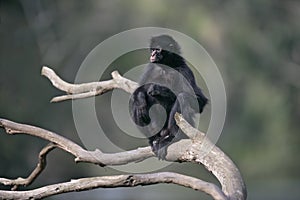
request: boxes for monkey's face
[149,35,181,65]
[150,47,163,63]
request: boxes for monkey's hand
[130,91,151,126]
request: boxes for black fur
[130,35,208,159]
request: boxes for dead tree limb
[0,143,57,191]
[0,172,226,200]
[173,113,247,200]
[0,118,156,166]
[41,66,138,102]
[0,66,247,200]
[0,118,227,200]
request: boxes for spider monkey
[129,35,208,159]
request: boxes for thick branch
[0,115,246,200]
[0,118,156,167]
[0,67,247,200]
[0,172,226,200]
[173,113,247,200]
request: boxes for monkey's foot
[150,134,174,160]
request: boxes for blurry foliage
[0,0,300,199]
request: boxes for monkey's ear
[168,43,181,55]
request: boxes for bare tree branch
[174,113,247,200]
[0,119,226,199]
[41,66,138,102]
[0,143,57,191]
[0,115,246,200]
[0,66,247,200]
[0,172,227,200]
[0,118,154,166]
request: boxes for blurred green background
[1,0,300,199]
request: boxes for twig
[0,143,57,190]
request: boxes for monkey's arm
[177,65,208,113]
[138,64,155,84]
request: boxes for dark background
[0,0,300,199]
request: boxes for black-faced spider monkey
[130,35,208,159]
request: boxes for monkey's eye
[150,48,162,53]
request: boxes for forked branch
[41,66,138,102]
[0,117,227,200]
[0,66,246,200]
[0,143,56,191]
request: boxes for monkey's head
[149,35,181,65]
